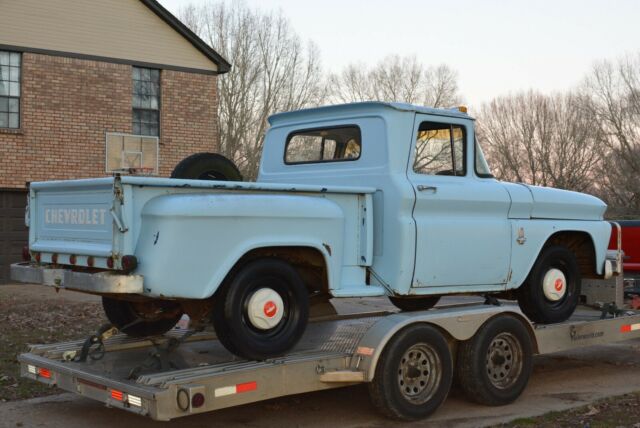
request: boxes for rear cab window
[285,126,361,164]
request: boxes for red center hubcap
[554,278,564,291]
[264,301,277,318]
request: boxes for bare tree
[477,91,603,193]
[582,54,640,215]
[329,55,461,107]
[180,2,326,178]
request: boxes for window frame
[284,124,362,165]
[473,135,494,178]
[0,50,22,130]
[132,66,161,137]
[412,121,468,177]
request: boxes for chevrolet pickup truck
[11,102,622,360]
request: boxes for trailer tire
[456,314,533,406]
[102,297,183,337]
[170,152,243,181]
[516,245,580,324]
[388,296,440,311]
[212,258,309,360]
[368,324,452,421]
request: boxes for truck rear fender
[135,193,344,299]
[353,307,537,382]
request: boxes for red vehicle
[609,221,640,274]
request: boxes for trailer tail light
[111,389,124,401]
[69,254,77,265]
[22,246,30,262]
[121,255,138,272]
[38,368,51,379]
[191,392,205,408]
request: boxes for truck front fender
[134,193,344,299]
[508,220,612,290]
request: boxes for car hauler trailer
[17,300,640,422]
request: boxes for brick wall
[0,52,219,188]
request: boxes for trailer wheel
[212,258,309,360]
[170,152,243,181]
[516,245,580,324]
[456,315,533,406]
[102,297,183,337]
[388,296,440,311]
[368,324,452,421]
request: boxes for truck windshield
[475,138,493,178]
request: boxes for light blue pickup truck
[12,102,621,360]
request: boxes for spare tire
[171,153,243,181]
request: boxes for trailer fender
[352,305,535,382]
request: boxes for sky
[159,0,640,109]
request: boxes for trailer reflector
[38,368,51,379]
[620,323,640,333]
[111,389,124,401]
[127,394,142,407]
[214,381,257,397]
[27,365,36,375]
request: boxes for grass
[0,289,104,401]
[498,392,640,428]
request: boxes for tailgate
[30,178,117,257]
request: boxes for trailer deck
[18,302,640,421]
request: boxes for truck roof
[268,101,473,126]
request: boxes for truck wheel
[368,324,452,421]
[102,297,183,337]
[389,296,440,311]
[170,153,243,181]
[212,258,309,360]
[456,315,533,406]
[516,245,580,324]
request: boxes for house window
[132,67,160,136]
[0,51,21,129]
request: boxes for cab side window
[413,122,465,176]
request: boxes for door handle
[417,185,437,193]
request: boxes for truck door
[408,115,512,288]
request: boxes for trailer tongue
[17,302,640,422]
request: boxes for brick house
[0,0,230,281]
